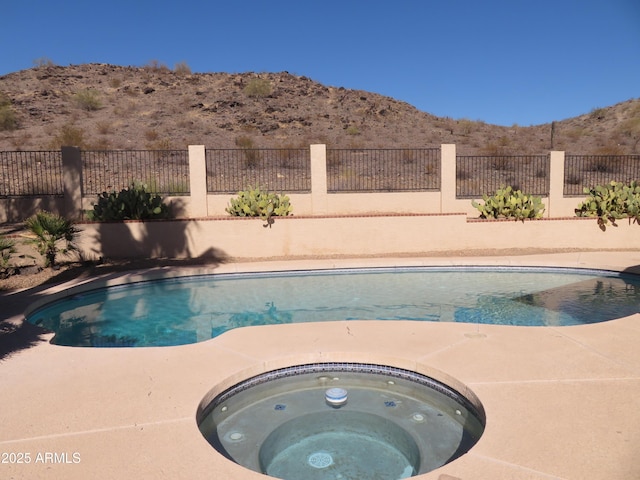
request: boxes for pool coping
[1,251,639,479]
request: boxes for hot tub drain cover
[308,451,333,468]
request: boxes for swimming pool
[27,266,640,347]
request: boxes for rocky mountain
[0,63,638,155]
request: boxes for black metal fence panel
[456,155,550,198]
[9,149,640,205]
[564,155,640,196]
[81,150,190,196]
[206,149,311,193]
[326,149,440,192]
[0,151,63,196]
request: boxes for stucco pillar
[548,151,565,218]
[440,144,457,213]
[61,146,83,220]
[188,145,208,218]
[310,144,328,215]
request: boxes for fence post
[188,145,208,218]
[548,151,565,218]
[310,144,328,215]
[440,144,457,213]
[61,146,83,220]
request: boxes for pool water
[260,411,419,479]
[27,267,640,347]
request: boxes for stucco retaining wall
[74,215,638,261]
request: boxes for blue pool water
[27,267,640,347]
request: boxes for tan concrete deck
[1,252,639,479]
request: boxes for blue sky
[2,0,638,126]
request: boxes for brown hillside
[0,63,638,154]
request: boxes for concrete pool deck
[1,251,639,479]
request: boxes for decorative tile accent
[207,362,483,422]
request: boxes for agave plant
[24,211,79,268]
[0,234,16,271]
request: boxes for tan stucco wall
[74,215,639,261]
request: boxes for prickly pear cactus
[472,185,545,221]
[575,180,640,230]
[226,185,292,227]
[89,182,170,221]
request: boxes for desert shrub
[0,93,11,108]
[619,117,640,137]
[73,89,102,111]
[235,135,260,168]
[144,60,170,72]
[144,129,159,141]
[575,181,640,230]
[174,61,192,75]
[24,211,79,268]
[0,235,16,274]
[226,185,291,227]
[590,107,606,120]
[235,135,254,149]
[49,124,85,149]
[345,125,360,135]
[326,149,341,167]
[458,119,476,135]
[472,185,545,221]
[96,121,114,135]
[88,137,111,150]
[32,57,56,67]
[0,105,16,131]
[144,176,189,195]
[10,132,31,150]
[244,78,272,98]
[587,153,628,175]
[146,138,173,151]
[0,92,16,131]
[490,156,514,171]
[88,182,171,221]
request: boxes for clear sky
[2,0,638,126]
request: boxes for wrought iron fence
[564,155,640,196]
[456,155,550,198]
[326,148,440,192]
[0,151,63,196]
[206,149,311,193]
[81,150,190,196]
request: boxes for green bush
[0,105,16,131]
[472,185,545,221]
[226,186,291,227]
[0,234,16,274]
[243,78,272,98]
[88,182,171,221]
[0,92,16,131]
[73,89,102,111]
[24,211,79,268]
[575,180,640,230]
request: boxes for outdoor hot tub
[197,363,485,479]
